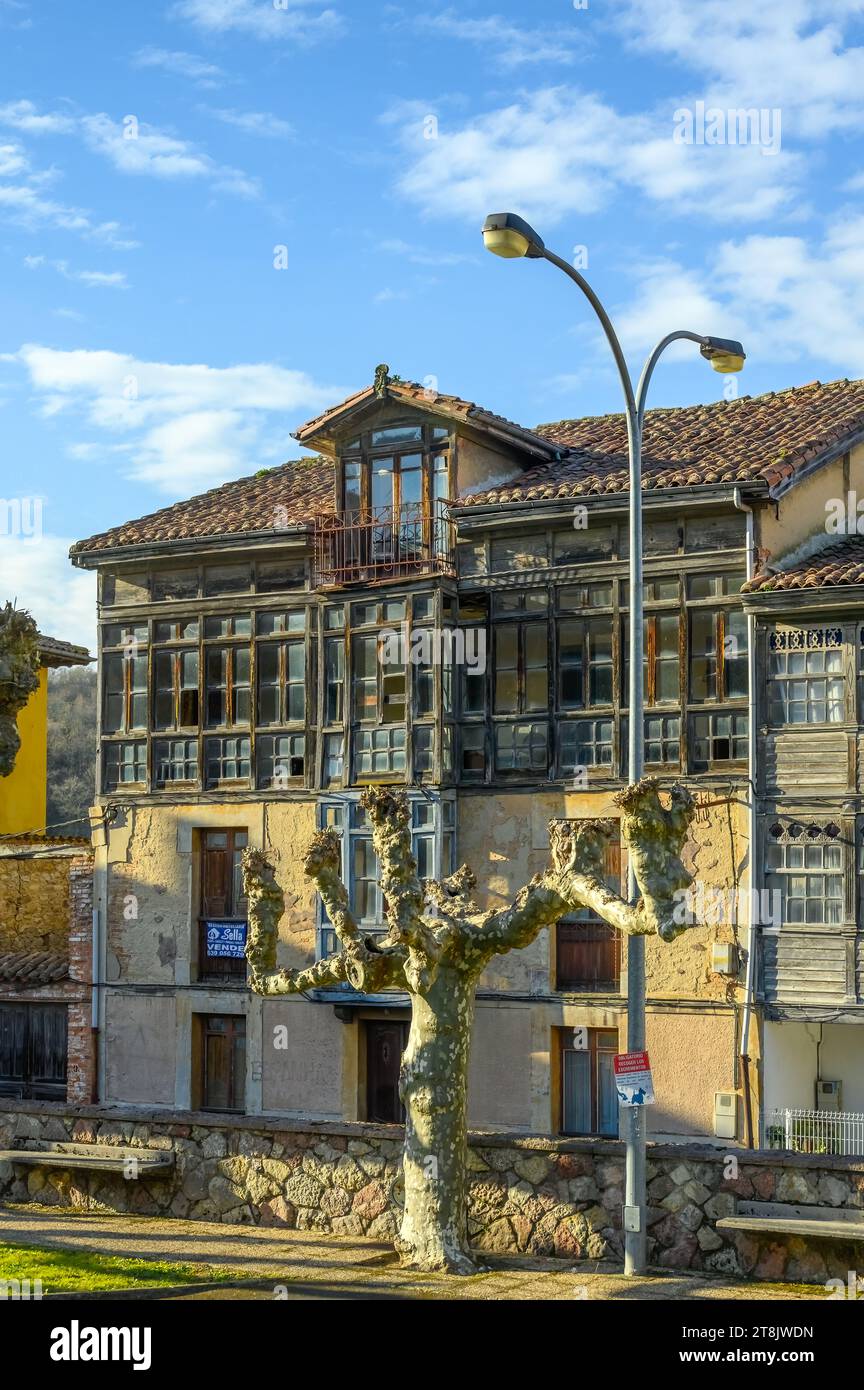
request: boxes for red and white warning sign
[613,1051,655,1107]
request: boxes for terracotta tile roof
[71,456,334,555]
[294,377,560,460]
[0,951,68,985]
[37,634,92,667]
[743,537,864,593]
[460,378,864,506]
[70,377,864,556]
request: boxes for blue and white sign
[205,922,247,958]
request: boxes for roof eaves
[69,524,312,567]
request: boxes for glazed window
[494,721,548,774]
[103,740,147,789]
[689,608,747,703]
[257,733,305,787]
[102,626,148,734]
[769,630,844,725]
[256,640,305,725]
[494,622,548,714]
[765,823,844,926]
[559,619,612,709]
[154,738,198,787]
[204,736,251,788]
[205,646,251,727]
[559,718,613,773]
[153,648,199,730]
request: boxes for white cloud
[8,344,346,494]
[0,174,137,248]
[0,98,76,134]
[0,141,28,175]
[171,0,344,44]
[392,88,802,228]
[0,535,96,653]
[24,255,128,289]
[202,107,294,139]
[373,287,409,303]
[608,216,864,376]
[0,101,260,198]
[80,113,260,196]
[414,9,586,68]
[380,236,476,267]
[132,46,227,87]
[618,0,864,139]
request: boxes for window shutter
[202,844,231,917]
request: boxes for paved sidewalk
[0,1205,826,1301]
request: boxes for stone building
[67,372,864,1146]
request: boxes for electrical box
[711,942,739,975]
[816,1080,842,1111]
[714,1091,737,1139]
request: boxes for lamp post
[481,211,745,1276]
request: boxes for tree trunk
[397,963,479,1273]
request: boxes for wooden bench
[717,1199,864,1244]
[0,1141,174,1177]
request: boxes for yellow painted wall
[0,666,48,836]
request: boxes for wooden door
[366,1020,408,1123]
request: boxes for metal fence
[766,1107,864,1156]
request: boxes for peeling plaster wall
[104,992,177,1105]
[261,997,344,1119]
[103,800,318,987]
[457,787,750,1003]
[97,788,757,1140]
[468,1002,534,1131]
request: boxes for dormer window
[316,420,453,586]
[340,421,449,515]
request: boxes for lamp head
[700,336,746,374]
[482,212,545,260]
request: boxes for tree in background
[0,603,40,780]
[46,667,98,835]
[243,779,695,1274]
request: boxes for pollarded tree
[243,778,695,1274]
[0,603,40,780]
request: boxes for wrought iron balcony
[313,500,454,587]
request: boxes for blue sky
[2,0,864,647]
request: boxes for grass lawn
[0,1241,234,1294]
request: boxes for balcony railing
[313,500,454,587]
[766,1106,864,1156]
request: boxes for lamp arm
[541,249,639,432]
[635,330,706,430]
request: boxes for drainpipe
[734,487,758,1147]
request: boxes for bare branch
[360,788,440,992]
[422,863,479,921]
[614,780,695,941]
[243,844,407,996]
[466,782,695,962]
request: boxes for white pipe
[734,486,759,1146]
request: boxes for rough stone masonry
[1,1102,862,1284]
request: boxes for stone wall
[0,842,85,954]
[1,1102,862,1283]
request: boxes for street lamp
[482,210,745,1277]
